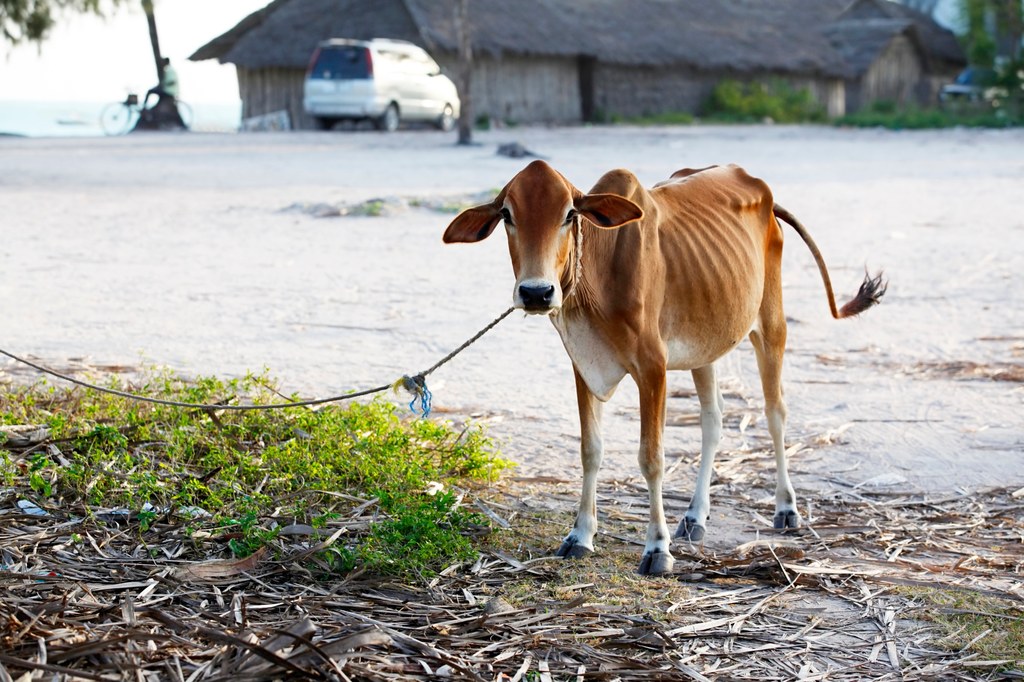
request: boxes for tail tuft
[838,269,887,318]
[773,204,887,321]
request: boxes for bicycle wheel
[100,102,139,135]
[176,100,194,129]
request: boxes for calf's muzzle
[518,282,557,312]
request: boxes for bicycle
[100,93,194,135]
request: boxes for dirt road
[2,124,1021,502]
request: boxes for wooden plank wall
[241,58,580,129]
[861,35,923,108]
[235,48,935,130]
[592,64,717,120]
[436,55,582,125]
[237,67,312,130]
[594,66,845,120]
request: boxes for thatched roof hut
[826,0,967,110]
[191,0,965,128]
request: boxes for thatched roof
[558,0,853,74]
[825,18,921,75]
[837,0,966,65]
[189,0,292,63]
[190,0,964,78]
[190,0,422,69]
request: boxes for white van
[303,38,461,132]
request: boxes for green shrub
[360,490,483,577]
[0,371,510,579]
[703,79,826,123]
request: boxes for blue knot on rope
[395,374,432,417]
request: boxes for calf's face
[443,160,642,314]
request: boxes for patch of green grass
[408,188,501,215]
[836,100,1021,129]
[610,111,696,126]
[0,370,510,579]
[360,490,485,578]
[356,199,385,217]
[901,586,1024,669]
[480,502,692,616]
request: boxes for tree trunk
[134,0,186,131]
[454,0,474,145]
[142,0,164,84]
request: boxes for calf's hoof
[638,548,675,576]
[675,517,705,542]
[556,537,593,559]
[773,509,800,530]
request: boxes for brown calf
[443,161,885,575]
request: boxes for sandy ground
[1,125,1022,509]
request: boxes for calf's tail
[773,204,887,319]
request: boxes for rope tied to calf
[394,374,432,416]
[0,306,515,416]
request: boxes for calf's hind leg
[676,363,724,542]
[749,323,800,529]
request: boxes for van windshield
[310,46,370,79]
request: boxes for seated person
[143,57,180,108]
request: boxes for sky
[0,0,271,104]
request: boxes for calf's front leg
[556,369,605,558]
[636,363,675,575]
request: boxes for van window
[409,52,440,76]
[377,49,422,74]
[310,46,370,80]
[378,48,437,76]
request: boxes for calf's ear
[575,193,643,229]
[443,205,502,243]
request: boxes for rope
[0,307,515,414]
[418,306,515,377]
[561,215,584,302]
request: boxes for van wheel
[314,117,336,131]
[375,104,400,132]
[436,105,455,132]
